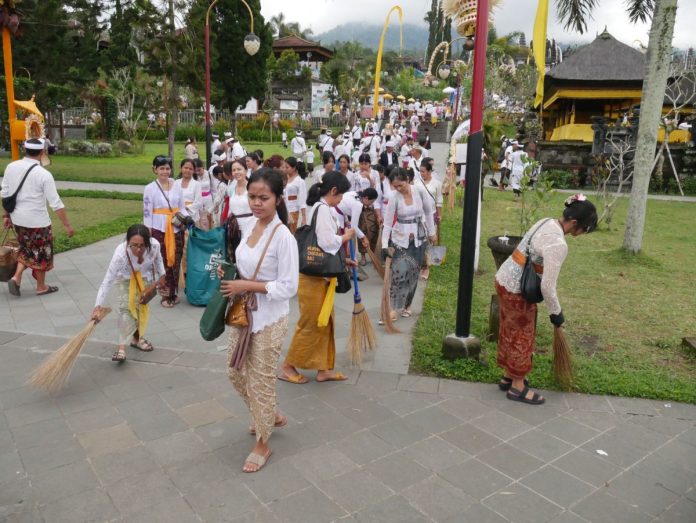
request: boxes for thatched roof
[547,29,645,82]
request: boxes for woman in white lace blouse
[495,195,597,405]
[381,168,436,321]
[219,169,298,473]
[92,224,165,362]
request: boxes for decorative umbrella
[396,95,406,101]
[442,86,456,94]
[383,93,394,100]
[407,97,415,102]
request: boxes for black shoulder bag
[520,219,552,304]
[295,204,346,277]
[2,164,38,214]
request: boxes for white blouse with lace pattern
[308,199,343,255]
[143,180,186,233]
[95,239,166,307]
[381,186,435,249]
[495,218,568,315]
[235,215,299,333]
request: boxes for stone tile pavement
[1,332,695,522]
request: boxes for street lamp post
[442,0,490,360]
[205,0,260,168]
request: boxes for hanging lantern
[243,33,261,56]
[438,64,451,80]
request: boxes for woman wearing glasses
[494,194,597,405]
[143,155,186,308]
[91,224,165,362]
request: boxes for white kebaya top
[284,176,307,213]
[335,191,366,239]
[143,180,186,233]
[235,215,299,333]
[381,187,435,250]
[94,239,166,307]
[0,158,63,228]
[174,178,203,221]
[308,200,343,255]
[495,218,567,315]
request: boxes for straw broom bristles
[348,301,377,367]
[366,244,384,279]
[552,327,573,390]
[27,308,111,393]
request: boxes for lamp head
[244,33,261,56]
[438,64,451,80]
[463,37,475,51]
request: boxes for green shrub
[541,169,577,189]
[680,176,696,196]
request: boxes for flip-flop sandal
[277,373,309,384]
[130,338,154,352]
[316,372,348,382]
[249,415,288,435]
[498,377,529,391]
[7,279,20,296]
[111,349,127,362]
[401,309,413,317]
[243,449,272,473]
[507,385,545,405]
[36,285,59,296]
[161,298,174,308]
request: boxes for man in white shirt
[211,133,221,154]
[290,130,307,160]
[351,122,362,148]
[229,138,246,160]
[322,130,334,154]
[1,139,73,297]
[408,145,424,179]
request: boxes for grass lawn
[48,197,142,253]
[412,188,696,403]
[0,141,291,185]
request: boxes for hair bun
[564,193,587,207]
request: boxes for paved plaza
[1,327,695,522]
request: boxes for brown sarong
[285,274,336,370]
[358,206,379,254]
[14,225,54,272]
[495,281,537,379]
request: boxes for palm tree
[555,0,678,253]
[270,13,286,38]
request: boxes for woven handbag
[0,229,19,282]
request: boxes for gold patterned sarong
[285,274,336,370]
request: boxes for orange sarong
[153,207,179,267]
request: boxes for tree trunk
[622,0,677,254]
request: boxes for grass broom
[27,308,111,393]
[347,239,376,366]
[380,247,399,334]
[552,326,573,390]
[365,244,384,279]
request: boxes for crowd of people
[1,127,597,474]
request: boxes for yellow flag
[533,0,549,108]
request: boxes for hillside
[315,22,428,52]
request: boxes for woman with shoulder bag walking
[220,168,298,473]
[495,194,597,405]
[278,172,356,384]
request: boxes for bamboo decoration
[27,308,111,393]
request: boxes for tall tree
[185,0,272,129]
[555,0,675,254]
[425,0,439,65]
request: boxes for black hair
[420,160,433,172]
[322,151,336,166]
[178,158,196,179]
[284,156,307,179]
[372,163,385,174]
[247,152,261,165]
[563,198,598,233]
[357,188,378,201]
[212,165,224,179]
[253,149,264,161]
[223,161,233,176]
[406,168,415,182]
[248,168,289,225]
[192,158,204,170]
[337,154,351,168]
[24,146,43,158]
[358,153,371,164]
[126,224,152,251]
[388,167,410,184]
[152,155,172,168]
[307,171,352,206]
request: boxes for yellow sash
[317,277,337,327]
[153,207,179,267]
[128,271,150,335]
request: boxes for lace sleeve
[95,248,124,307]
[540,241,568,315]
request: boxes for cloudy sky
[259,0,695,50]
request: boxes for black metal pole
[455,131,483,338]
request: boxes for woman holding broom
[494,194,597,405]
[279,172,356,384]
[417,160,443,281]
[91,224,165,362]
[220,168,298,473]
[380,168,436,322]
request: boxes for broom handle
[348,237,359,299]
